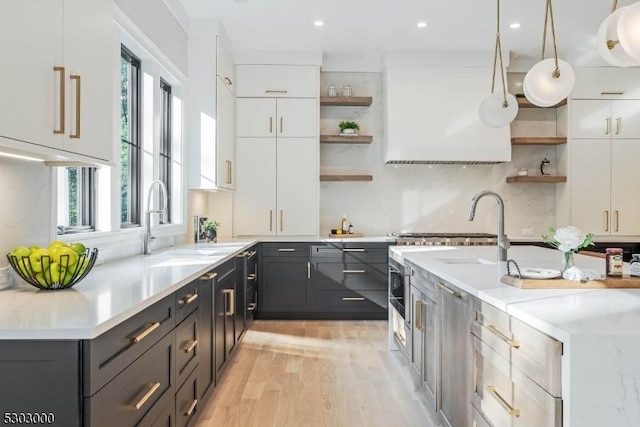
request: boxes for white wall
[319,72,558,239]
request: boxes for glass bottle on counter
[606,248,624,277]
[630,254,640,277]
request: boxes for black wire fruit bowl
[6,248,98,290]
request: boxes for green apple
[49,240,68,248]
[9,246,30,261]
[35,272,49,288]
[29,248,50,273]
[57,247,78,269]
[48,245,64,263]
[28,245,42,252]
[48,262,62,284]
[69,242,87,255]
[9,246,32,277]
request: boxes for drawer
[84,330,175,427]
[512,365,562,427]
[471,406,492,427]
[175,367,200,427]
[175,281,200,325]
[511,317,562,397]
[175,310,199,389]
[138,397,175,427]
[408,263,436,300]
[315,289,387,312]
[262,242,310,258]
[312,262,387,291]
[471,299,513,361]
[236,65,316,98]
[83,295,175,396]
[311,243,389,262]
[472,336,513,427]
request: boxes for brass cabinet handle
[226,160,232,184]
[616,117,621,135]
[265,90,287,94]
[130,322,160,344]
[486,386,520,417]
[200,272,217,280]
[439,283,461,298]
[307,262,311,279]
[70,74,81,138]
[269,210,273,231]
[133,382,160,410]
[415,300,422,331]
[342,297,365,301]
[247,273,256,280]
[343,270,366,274]
[184,399,198,416]
[280,210,283,232]
[605,117,611,135]
[53,66,65,134]
[485,324,520,348]
[247,302,257,311]
[278,248,296,252]
[269,117,273,134]
[343,248,365,253]
[183,340,198,353]
[180,293,198,306]
[223,289,234,315]
[601,91,624,95]
[280,117,283,134]
[224,77,232,86]
[604,210,609,232]
[615,210,619,232]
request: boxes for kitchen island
[397,244,640,427]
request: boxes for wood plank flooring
[196,320,440,427]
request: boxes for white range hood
[383,51,512,164]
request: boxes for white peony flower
[553,226,585,252]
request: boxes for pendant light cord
[490,0,509,107]
[541,0,561,78]
[611,0,618,13]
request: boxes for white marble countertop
[0,240,257,340]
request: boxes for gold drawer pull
[278,248,296,252]
[224,77,233,86]
[180,293,198,306]
[439,283,461,298]
[343,270,366,274]
[265,90,288,94]
[486,324,520,348]
[183,340,198,353]
[247,302,257,311]
[486,386,520,417]
[130,322,160,344]
[133,382,160,410]
[342,297,365,301]
[343,248,365,252]
[184,399,198,416]
[200,272,217,280]
[601,91,624,95]
[247,273,256,280]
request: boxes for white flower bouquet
[542,225,594,253]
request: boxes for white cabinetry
[0,0,113,163]
[572,100,640,139]
[234,65,318,237]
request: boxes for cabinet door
[217,77,235,190]
[197,276,213,400]
[611,100,640,139]
[216,38,234,94]
[276,98,317,137]
[570,139,612,234]
[236,98,276,137]
[276,138,317,236]
[262,258,309,311]
[423,296,437,405]
[571,100,612,139]
[62,0,113,162]
[224,281,236,359]
[214,282,226,377]
[410,286,424,380]
[234,138,277,235]
[611,139,640,235]
[0,0,63,151]
[236,65,317,98]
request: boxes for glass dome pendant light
[617,1,640,63]
[523,0,575,107]
[478,0,519,128]
[596,0,639,66]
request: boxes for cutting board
[501,274,640,289]
[328,233,365,238]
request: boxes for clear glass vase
[561,251,575,273]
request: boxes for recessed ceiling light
[510,22,521,29]
[314,20,324,27]
[417,22,428,28]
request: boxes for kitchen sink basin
[438,258,496,265]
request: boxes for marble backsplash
[319,72,558,239]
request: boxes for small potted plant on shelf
[203,220,221,243]
[339,121,360,136]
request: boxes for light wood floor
[196,320,440,427]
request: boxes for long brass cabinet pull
[278,248,296,252]
[184,399,198,416]
[307,262,311,279]
[280,117,283,134]
[269,210,273,231]
[485,324,520,348]
[616,117,621,135]
[226,160,232,184]
[223,289,234,315]
[615,210,619,232]
[183,340,198,353]
[269,117,273,133]
[605,117,611,135]
[265,90,287,94]
[180,293,198,306]
[280,210,283,232]
[486,386,520,417]
[439,283,461,298]
[343,270,366,274]
[604,210,609,232]
[70,74,81,138]
[415,300,422,330]
[53,66,65,134]
[343,297,365,301]
[601,91,624,95]
[130,322,160,344]
[133,382,160,410]
[343,248,365,253]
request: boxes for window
[159,79,172,223]
[121,45,141,226]
[57,167,97,235]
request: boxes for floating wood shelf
[320,174,373,182]
[516,95,567,108]
[506,175,567,183]
[511,137,567,145]
[320,135,373,144]
[320,96,373,107]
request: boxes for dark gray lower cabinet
[175,367,199,427]
[262,257,309,310]
[138,398,175,427]
[214,259,238,381]
[197,271,215,400]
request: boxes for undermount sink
[438,258,496,265]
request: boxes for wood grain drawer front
[311,244,389,262]
[472,299,513,360]
[175,283,199,325]
[176,368,199,427]
[408,263,436,300]
[84,330,175,427]
[83,295,174,396]
[313,262,387,290]
[472,336,515,427]
[175,310,199,389]
[471,406,493,427]
[315,289,387,311]
[511,317,562,397]
[512,366,562,427]
[262,242,310,258]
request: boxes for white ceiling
[177,0,621,66]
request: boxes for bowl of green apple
[6,241,98,290]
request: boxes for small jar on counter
[630,254,640,277]
[606,248,624,277]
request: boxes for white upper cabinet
[0,0,112,163]
[572,100,640,139]
[216,40,235,95]
[572,68,640,100]
[236,98,316,138]
[216,77,235,190]
[236,65,317,98]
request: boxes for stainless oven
[389,257,410,355]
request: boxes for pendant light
[523,0,575,108]
[617,1,640,62]
[596,0,639,66]
[479,0,519,128]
